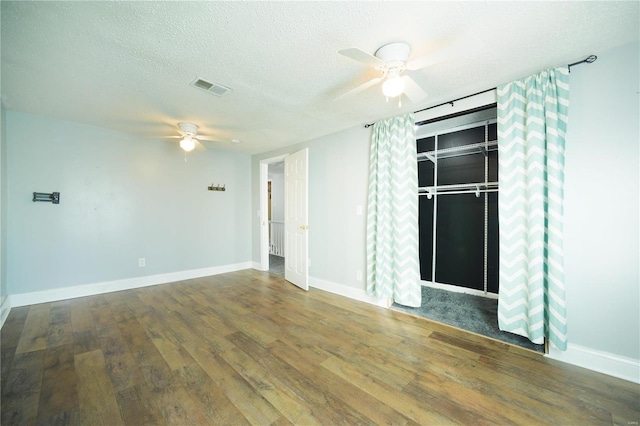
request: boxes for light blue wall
[6,111,252,294]
[252,125,372,289]
[564,41,639,360]
[1,107,7,306]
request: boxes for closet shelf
[419,182,499,198]
[418,140,498,163]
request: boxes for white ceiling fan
[162,122,219,152]
[335,41,460,103]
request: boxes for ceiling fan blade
[402,75,428,102]
[196,135,220,142]
[339,48,386,68]
[405,40,467,71]
[194,139,207,151]
[334,76,383,101]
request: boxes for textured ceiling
[1,1,638,154]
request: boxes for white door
[284,148,309,290]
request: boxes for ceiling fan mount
[157,121,240,154]
[336,39,463,103]
[154,121,222,153]
[177,122,199,137]
[373,42,411,70]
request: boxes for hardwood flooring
[1,269,638,425]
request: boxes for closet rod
[419,188,499,198]
[363,55,597,129]
[420,182,499,191]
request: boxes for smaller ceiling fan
[336,41,459,103]
[163,122,218,152]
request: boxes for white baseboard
[251,261,266,271]
[10,262,253,308]
[547,343,640,384]
[0,295,10,329]
[309,277,388,308]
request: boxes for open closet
[393,105,544,352]
[417,107,499,295]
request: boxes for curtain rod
[363,54,597,129]
[568,54,597,71]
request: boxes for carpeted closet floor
[392,286,544,352]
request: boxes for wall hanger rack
[208,184,226,191]
[33,192,60,204]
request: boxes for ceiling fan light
[382,75,405,98]
[180,136,196,152]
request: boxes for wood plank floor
[1,269,639,425]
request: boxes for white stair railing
[269,220,285,257]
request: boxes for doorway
[268,162,285,276]
[260,154,287,273]
[259,149,309,290]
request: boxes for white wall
[252,125,372,293]
[562,42,639,361]
[6,111,252,296]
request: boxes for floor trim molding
[0,295,10,329]
[309,277,388,308]
[10,262,253,308]
[251,261,266,271]
[547,343,640,384]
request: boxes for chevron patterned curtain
[497,67,569,350]
[366,113,421,308]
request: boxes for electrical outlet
[356,270,363,281]
[138,258,146,267]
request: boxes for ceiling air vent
[190,77,232,97]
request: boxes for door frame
[259,154,288,271]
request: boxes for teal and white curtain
[497,67,569,350]
[366,114,421,307]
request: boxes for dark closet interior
[417,108,499,294]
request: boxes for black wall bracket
[33,192,60,204]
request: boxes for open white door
[284,148,309,290]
